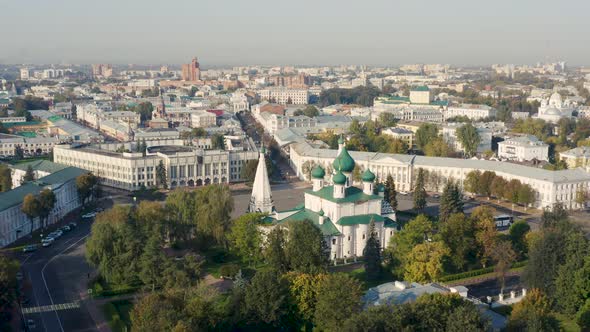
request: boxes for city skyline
[1,0,589,66]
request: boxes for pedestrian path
[22,301,80,314]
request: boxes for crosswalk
[22,302,80,314]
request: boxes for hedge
[439,260,528,283]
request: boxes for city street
[17,220,97,332]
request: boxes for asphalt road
[18,219,96,332]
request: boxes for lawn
[103,299,133,332]
[345,266,395,290]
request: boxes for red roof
[207,109,223,116]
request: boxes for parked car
[41,238,54,247]
[22,244,38,253]
[82,212,96,219]
[61,225,71,232]
[69,222,77,228]
[27,319,36,329]
[16,272,23,281]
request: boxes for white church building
[248,138,397,261]
[536,92,574,123]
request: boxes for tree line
[464,170,535,207]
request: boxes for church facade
[249,138,397,261]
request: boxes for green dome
[337,148,355,173]
[377,183,385,192]
[333,171,347,185]
[361,169,376,182]
[318,209,324,216]
[311,165,326,179]
[338,135,344,144]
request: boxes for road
[16,187,130,332]
[18,220,97,332]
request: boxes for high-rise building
[181,57,201,81]
[91,64,113,79]
[19,68,30,80]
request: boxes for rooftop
[306,185,382,204]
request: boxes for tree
[314,274,363,331]
[227,213,264,266]
[439,213,476,271]
[244,269,291,328]
[464,170,481,194]
[76,173,98,206]
[211,134,225,150]
[415,123,439,150]
[196,185,233,246]
[404,241,450,283]
[299,105,320,117]
[284,272,326,327]
[378,112,398,127]
[0,164,12,192]
[384,174,398,210]
[363,219,382,280]
[22,193,41,234]
[14,145,24,161]
[139,235,167,291]
[490,240,517,294]
[414,293,489,331]
[134,102,154,122]
[456,123,481,157]
[155,160,167,189]
[471,206,499,267]
[507,288,559,332]
[439,182,463,223]
[424,136,454,157]
[130,292,183,332]
[386,214,433,275]
[523,230,568,298]
[413,168,427,211]
[490,176,507,200]
[37,188,56,228]
[0,254,20,319]
[265,226,288,272]
[553,230,590,316]
[22,165,35,184]
[285,219,328,273]
[509,221,531,258]
[575,188,588,208]
[479,171,497,197]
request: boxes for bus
[494,215,514,229]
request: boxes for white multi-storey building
[258,88,310,105]
[0,134,60,157]
[77,104,140,130]
[289,141,590,210]
[498,135,549,162]
[53,141,258,190]
[190,110,217,128]
[445,104,497,120]
[0,167,87,247]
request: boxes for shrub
[219,263,240,278]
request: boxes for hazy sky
[1,0,589,66]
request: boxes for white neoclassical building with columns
[289,140,590,210]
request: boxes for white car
[42,238,54,247]
[82,212,96,219]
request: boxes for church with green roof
[252,138,397,261]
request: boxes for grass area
[345,266,395,290]
[102,299,133,332]
[554,313,581,332]
[491,304,513,316]
[89,276,142,298]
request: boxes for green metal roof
[11,160,69,174]
[0,166,87,211]
[337,214,397,228]
[362,169,376,182]
[3,121,42,128]
[412,86,429,91]
[17,132,37,138]
[47,115,63,122]
[311,165,326,179]
[306,186,382,204]
[275,208,341,236]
